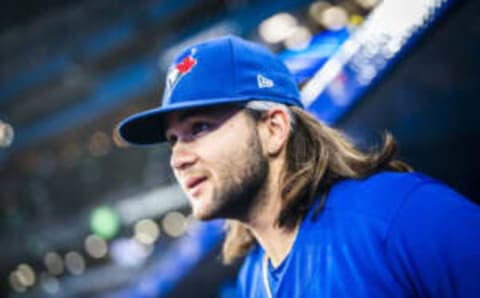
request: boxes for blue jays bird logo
[164,48,197,99]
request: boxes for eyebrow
[176,109,205,122]
[164,108,218,136]
[175,104,243,122]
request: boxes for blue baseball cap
[117,35,303,145]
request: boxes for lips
[185,176,208,191]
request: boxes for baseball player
[117,36,480,297]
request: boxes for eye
[166,134,177,147]
[191,122,213,136]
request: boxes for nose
[170,141,198,171]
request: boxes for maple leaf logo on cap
[164,48,197,100]
[176,55,197,74]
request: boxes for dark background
[339,0,479,201]
[0,0,478,297]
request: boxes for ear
[259,108,291,156]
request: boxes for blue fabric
[237,172,480,297]
[267,254,289,295]
[117,35,302,145]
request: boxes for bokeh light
[259,12,298,43]
[284,26,312,50]
[134,219,160,245]
[39,272,60,294]
[349,14,364,27]
[355,0,380,9]
[88,131,111,157]
[309,1,331,25]
[84,234,109,259]
[320,6,349,31]
[162,211,187,238]
[110,238,153,267]
[44,251,64,275]
[64,251,86,275]
[0,119,14,147]
[16,263,36,287]
[90,206,120,240]
[9,271,26,293]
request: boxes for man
[117,36,480,297]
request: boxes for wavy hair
[221,101,412,264]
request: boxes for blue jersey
[237,172,480,297]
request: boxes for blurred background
[0,0,479,297]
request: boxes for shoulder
[385,174,480,243]
[381,175,480,296]
[314,171,479,242]
[322,170,480,246]
[323,171,467,221]
[328,171,436,203]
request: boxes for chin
[192,209,218,221]
[190,194,216,220]
[191,202,224,221]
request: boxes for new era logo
[257,74,274,88]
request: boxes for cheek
[207,142,254,190]
[202,134,248,165]
[198,115,257,176]
[197,143,239,187]
[202,149,230,180]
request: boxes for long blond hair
[222,102,412,264]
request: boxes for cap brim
[117,96,256,146]
[117,94,303,146]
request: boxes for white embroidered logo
[257,74,274,88]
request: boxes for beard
[194,128,269,221]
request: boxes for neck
[243,163,300,267]
[248,213,299,267]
